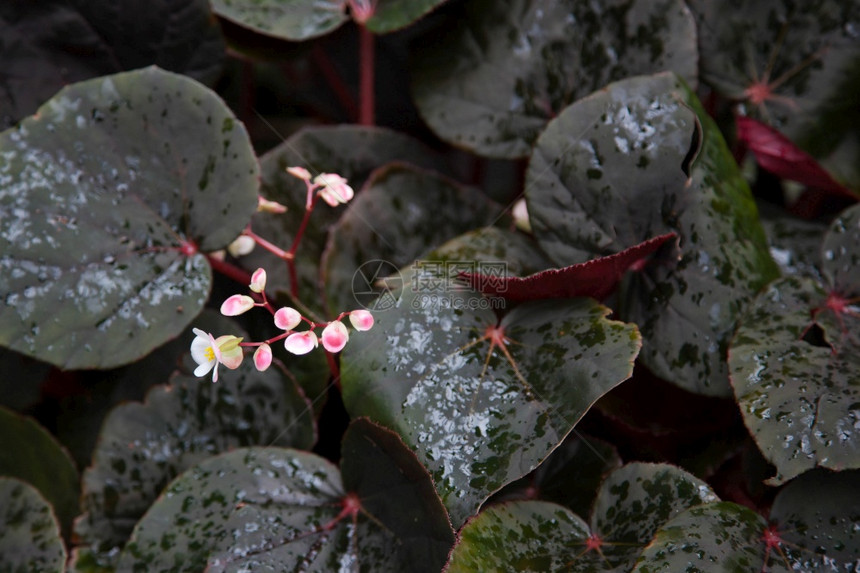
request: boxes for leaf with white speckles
[210,0,348,41]
[341,249,641,526]
[446,463,717,572]
[0,477,66,573]
[411,0,697,158]
[0,67,259,370]
[75,313,315,570]
[730,205,860,484]
[117,420,453,573]
[527,72,779,396]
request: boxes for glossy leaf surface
[0,67,259,369]
[342,276,641,525]
[691,0,860,191]
[118,422,453,572]
[365,0,448,34]
[322,163,502,314]
[411,0,697,158]
[75,321,314,566]
[0,477,66,573]
[210,0,348,41]
[0,0,225,128]
[239,126,446,316]
[527,72,779,396]
[0,406,79,538]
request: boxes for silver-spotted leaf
[210,0,348,41]
[75,337,315,568]
[527,71,779,396]
[411,0,697,158]
[0,67,259,369]
[0,477,66,573]
[341,275,641,526]
[365,0,448,34]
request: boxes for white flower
[190,328,243,382]
[315,173,354,206]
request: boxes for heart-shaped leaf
[321,163,502,314]
[730,206,860,484]
[691,0,860,191]
[210,0,348,41]
[0,406,79,538]
[461,232,677,302]
[411,0,697,158]
[75,316,315,568]
[0,66,259,369]
[238,126,447,317]
[364,0,449,34]
[0,0,224,128]
[527,72,779,396]
[0,477,66,573]
[447,463,717,571]
[342,269,641,525]
[117,420,453,572]
[737,116,856,198]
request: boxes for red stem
[311,45,360,121]
[358,25,375,126]
[205,254,252,286]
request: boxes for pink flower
[274,307,302,331]
[349,310,374,331]
[321,321,349,353]
[221,294,255,316]
[249,268,267,293]
[286,166,312,180]
[285,331,318,355]
[315,173,354,206]
[253,343,273,371]
[190,328,243,382]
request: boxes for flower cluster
[191,266,373,381]
[286,166,355,208]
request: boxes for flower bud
[227,235,255,257]
[349,310,374,331]
[221,295,255,316]
[253,343,273,371]
[257,196,288,214]
[286,166,312,180]
[249,268,267,293]
[274,307,302,331]
[321,321,349,353]
[285,331,318,355]
[315,173,354,206]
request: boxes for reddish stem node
[585,533,603,552]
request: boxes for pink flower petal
[321,321,349,353]
[349,310,374,331]
[249,268,267,293]
[221,294,255,316]
[274,307,302,331]
[253,343,273,371]
[285,331,318,355]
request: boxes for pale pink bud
[512,198,531,233]
[249,268,267,293]
[349,310,374,331]
[257,196,288,213]
[227,235,255,257]
[321,321,349,353]
[315,173,354,206]
[274,307,302,331]
[253,343,273,371]
[221,294,255,316]
[286,166,312,180]
[285,331,318,355]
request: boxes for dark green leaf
[0,67,259,369]
[342,279,640,526]
[119,426,454,572]
[632,502,767,572]
[365,0,448,34]
[445,501,595,572]
[0,477,66,573]
[321,163,502,314]
[0,406,79,538]
[210,0,348,41]
[527,72,779,396]
[238,125,447,318]
[411,0,697,158]
[767,469,860,570]
[691,0,860,190]
[730,275,859,484]
[75,325,315,568]
[822,203,860,292]
[0,0,224,128]
[760,203,827,280]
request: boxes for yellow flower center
[204,347,216,361]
